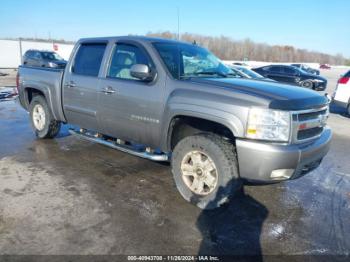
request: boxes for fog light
[270,169,294,180]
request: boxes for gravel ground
[0,67,349,259]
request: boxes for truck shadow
[194,184,268,260]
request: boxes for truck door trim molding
[64,105,96,117]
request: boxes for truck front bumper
[236,128,332,182]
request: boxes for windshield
[153,42,235,79]
[301,64,311,70]
[236,67,264,78]
[41,52,64,61]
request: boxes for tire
[301,80,313,89]
[29,95,61,138]
[171,133,241,210]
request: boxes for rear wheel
[29,95,61,138]
[171,133,241,209]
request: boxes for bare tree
[146,31,348,65]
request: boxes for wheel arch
[163,109,244,152]
[23,85,62,121]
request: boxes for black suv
[23,50,67,69]
[253,65,327,91]
[291,63,320,75]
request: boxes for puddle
[0,87,18,102]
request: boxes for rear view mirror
[130,64,154,81]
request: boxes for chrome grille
[291,105,329,143]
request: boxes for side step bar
[68,129,169,162]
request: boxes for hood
[314,74,326,81]
[189,77,328,111]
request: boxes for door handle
[101,86,116,94]
[64,81,76,88]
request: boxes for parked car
[23,50,67,68]
[333,70,350,115]
[291,63,320,75]
[17,36,331,209]
[253,64,327,91]
[231,65,275,82]
[320,64,331,69]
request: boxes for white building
[0,39,74,68]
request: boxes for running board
[68,129,169,162]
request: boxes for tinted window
[345,70,350,78]
[270,66,282,73]
[107,43,151,80]
[41,52,63,61]
[73,43,106,76]
[24,51,33,58]
[33,51,41,59]
[283,67,297,75]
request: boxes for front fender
[160,102,246,151]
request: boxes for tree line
[146,31,349,65]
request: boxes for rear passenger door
[62,42,107,131]
[24,51,40,67]
[282,67,300,85]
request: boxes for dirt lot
[0,68,349,258]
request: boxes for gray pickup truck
[17,36,332,209]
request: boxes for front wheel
[301,80,313,89]
[29,95,61,138]
[171,134,241,209]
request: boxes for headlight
[246,108,291,142]
[48,62,58,68]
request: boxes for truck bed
[18,66,66,122]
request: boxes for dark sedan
[253,65,327,91]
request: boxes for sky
[0,0,349,57]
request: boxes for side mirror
[130,64,154,81]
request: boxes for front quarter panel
[160,88,247,151]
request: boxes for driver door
[97,41,164,146]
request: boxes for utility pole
[19,37,23,65]
[177,7,180,40]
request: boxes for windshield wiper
[225,72,242,78]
